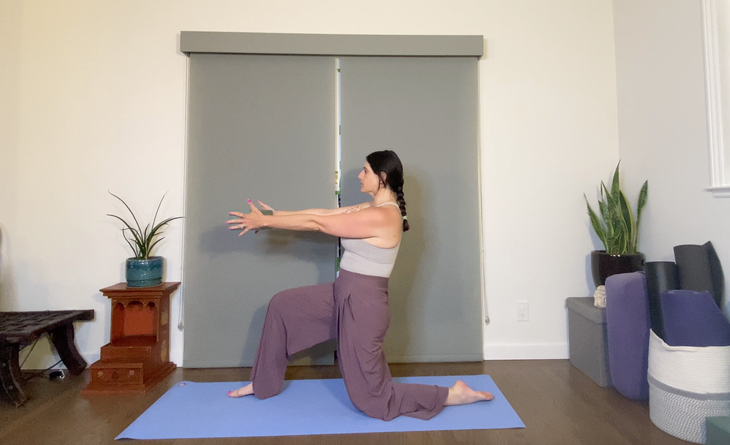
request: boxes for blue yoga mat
[116,375,524,440]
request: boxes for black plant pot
[590,250,645,287]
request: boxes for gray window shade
[339,57,482,362]
[182,34,484,367]
[183,54,337,367]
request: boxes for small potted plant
[584,162,648,289]
[108,192,183,288]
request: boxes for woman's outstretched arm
[228,200,388,239]
[257,200,371,216]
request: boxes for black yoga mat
[673,241,724,307]
[643,261,679,341]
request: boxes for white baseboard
[387,354,484,363]
[25,346,567,370]
[483,343,569,360]
[170,346,183,367]
[84,351,101,364]
[21,350,101,371]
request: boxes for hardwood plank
[0,361,691,445]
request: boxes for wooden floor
[0,360,691,445]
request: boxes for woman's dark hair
[366,150,409,232]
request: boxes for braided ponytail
[366,150,409,232]
[396,187,409,232]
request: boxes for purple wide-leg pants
[250,269,448,421]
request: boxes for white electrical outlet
[517,301,529,321]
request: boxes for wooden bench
[0,310,94,406]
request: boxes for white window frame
[703,0,730,197]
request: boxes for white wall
[613,0,730,319]
[0,1,22,312]
[0,0,620,368]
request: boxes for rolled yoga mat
[661,290,730,347]
[643,262,679,341]
[674,242,724,307]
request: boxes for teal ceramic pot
[126,257,163,288]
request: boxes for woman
[226,150,492,421]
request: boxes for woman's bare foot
[227,383,254,398]
[444,380,494,405]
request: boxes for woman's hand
[227,200,266,236]
[257,201,276,215]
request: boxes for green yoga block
[706,417,730,445]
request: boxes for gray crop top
[339,202,401,278]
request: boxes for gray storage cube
[566,297,612,387]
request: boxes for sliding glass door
[183,54,337,367]
[340,57,482,362]
[181,33,483,367]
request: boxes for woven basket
[648,330,730,444]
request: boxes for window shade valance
[180,31,484,57]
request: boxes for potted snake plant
[584,162,648,287]
[107,191,183,288]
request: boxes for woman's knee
[356,400,392,421]
[268,289,295,311]
[346,386,393,420]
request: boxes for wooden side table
[82,282,179,395]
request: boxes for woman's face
[358,162,383,195]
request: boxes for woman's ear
[379,172,387,186]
